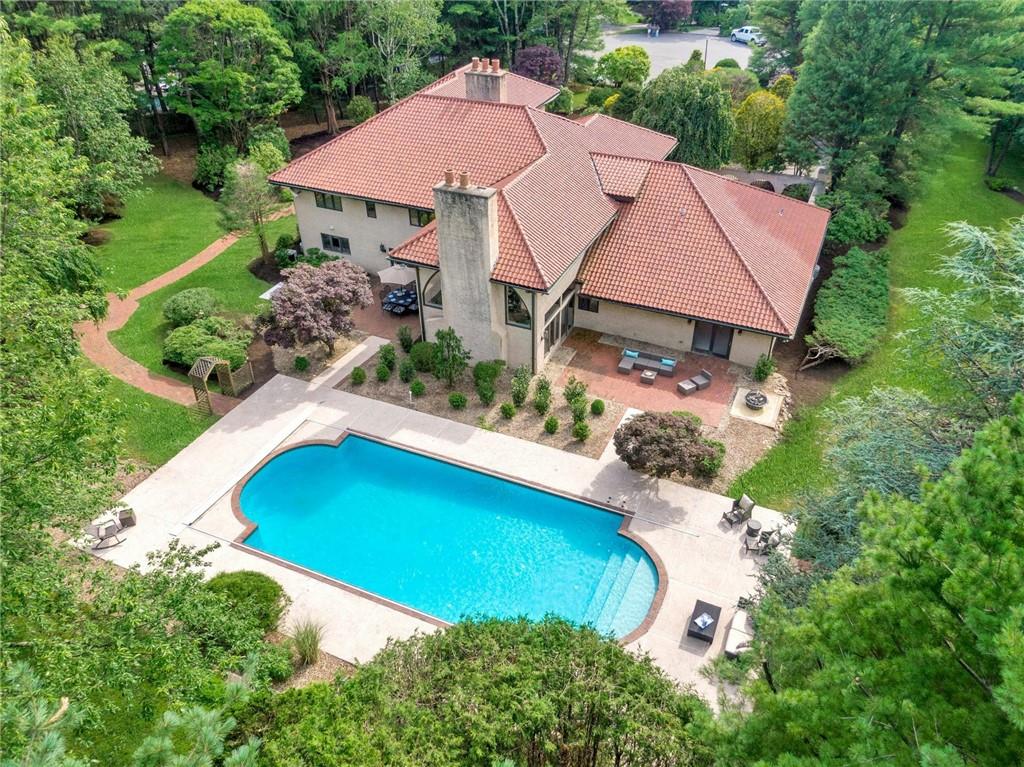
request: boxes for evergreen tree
[733,90,786,170]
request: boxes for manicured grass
[103,374,216,466]
[94,174,222,292]
[109,216,296,381]
[729,135,1023,509]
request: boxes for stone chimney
[433,169,504,360]
[465,56,507,103]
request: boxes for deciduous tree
[613,411,724,479]
[360,0,448,104]
[219,161,277,266]
[512,44,563,84]
[733,90,786,170]
[598,45,650,86]
[432,327,470,387]
[266,261,373,351]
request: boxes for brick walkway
[75,208,293,416]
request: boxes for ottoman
[640,370,657,385]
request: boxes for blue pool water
[240,436,658,638]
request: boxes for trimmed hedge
[205,571,288,634]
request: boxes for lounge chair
[691,368,713,390]
[724,609,754,659]
[87,520,124,550]
[722,494,755,526]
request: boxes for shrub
[351,366,366,384]
[410,378,426,397]
[397,325,414,353]
[753,353,776,381]
[609,82,641,120]
[433,328,470,387]
[162,287,222,327]
[572,421,591,441]
[512,45,563,85]
[266,261,373,350]
[984,176,1013,192]
[294,355,310,372]
[375,361,391,382]
[769,73,795,100]
[410,341,436,372]
[473,359,505,386]
[449,392,467,410]
[399,358,415,383]
[163,316,251,371]
[563,375,587,405]
[254,641,294,683]
[379,343,397,371]
[533,389,551,415]
[697,439,726,478]
[782,183,812,201]
[247,123,291,161]
[476,381,495,405]
[291,617,325,667]
[807,247,890,365]
[500,402,516,419]
[194,142,237,191]
[613,411,724,478]
[571,398,588,424]
[535,376,552,396]
[205,571,288,634]
[591,399,605,416]
[714,57,740,69]
[548,86,574,114]
[587,86,616,108]
[511,365,531,407]
[345,95,376,125]
[598,45,650,86]
[544,416,559,434]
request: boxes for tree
[512,44,563,85]
[768,72,794,100]
[683,48,704,73]
[532,0,633,84]
[247,618,714,766]
[432,327,470,387]
[613,411,724,479]
[747,0,815,82]
[733,90,786,170]
[31,34,157,218]
[360,0,447,104]
[705,66,759,106]
[158,0,301,150]
[345,95,376,124]
[1,663,86,767]
[266,261,372,351]
[634,67,734,168]
[635,0,692,30]
[219,161,277,266]
[598,45,650,86]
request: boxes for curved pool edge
[227,429,667,645]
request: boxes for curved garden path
[75,209,292,416]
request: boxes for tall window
[320,233,350,254]
[409,208,434,227]
[422,271,442,308]
[365,201,377,218]
[505,286,531,328]
[314,192,343,211]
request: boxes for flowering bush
[265,260,372,350]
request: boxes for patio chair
[691,368,713,390]
[87,520,124,550]
[722,494,755,526]
[677,379,697,396]
[758,528,784,555]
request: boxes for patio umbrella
[377,264,416,286]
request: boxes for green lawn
[729,135,1023,509]
[94,174,222,293]
[109,216,295,382]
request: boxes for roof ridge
[680,165,789,333]
[416,91,534,111]
[498,176,549,286]
[684,163,828,214]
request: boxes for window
[422,271,443,308]
[365,201,377,218]
[409,208,434,227]
[314,192,343,211]
[505,286,531,328]
[578,296,599,313]
[320,233,350,254]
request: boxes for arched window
[505,286,531,328]
[422,271,442,308]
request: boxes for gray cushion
[739,494,755,513]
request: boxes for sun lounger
[724,609,754,659]
[691,368,713,390]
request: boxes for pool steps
[585,552,643,636]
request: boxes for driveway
[598,26,754,76]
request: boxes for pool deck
[96,340,787,707]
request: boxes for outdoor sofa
[618,349,678,376]
[724,609,754,659]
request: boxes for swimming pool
[237,435,659,639]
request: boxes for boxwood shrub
[162,287,221,327]
[590,399,605,416]
[162,316,251,371]
[500,402,516,419]
[410,378,426,397]
[572,421,591,441]
[399,358,415,383]
[379,344,397,371]
[410,341,436,373]
[205,570,289,634]
[351,366,366,384]
[544,416,559,434]
[376,361,391,382]
[449,392,468,410]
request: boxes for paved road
[599,27,754,77]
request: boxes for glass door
[692,321,733,358]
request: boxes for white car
[731,26,767,46]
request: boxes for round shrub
[294,355,310,372]
[379,344,397,371]
[399,358,415,383]
[194,142,237,191]
[449,392,468,410]
[206,571,288,634]
[476,381,495,406]
[345,95,376,125]
[587,86,616,108]
[376,361,391,382]
[397,325,414,353]
[590,399,605,416]
[410,378,426,397]
[162,316,251,371]
[533,390,551,416]
[500,402,516,419]
[753,353,777,382]
[473,360,505,386]
[410,341,436,373]
[750,179,775,192]
[351,366,367,385]
[162,287,221,327]
[571,399,588,424]
[714,57,740,69]
[544,416,559,434]
[572,421,591,441]
[254,642,295,683]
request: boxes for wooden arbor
[187,356,254,414]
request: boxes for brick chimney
[433,169,504,360]
[465,56,507,103]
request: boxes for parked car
[731,26,767,46]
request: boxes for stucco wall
[292,190,426,275]
[574,300,696,353]
[727,329,774,366]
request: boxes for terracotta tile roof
[578,161,829,336]
[591,153,652,198]
[422,63,560,107]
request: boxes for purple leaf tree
[265,260,372,351]
[513,45,563,85]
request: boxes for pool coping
[226,428,667,645]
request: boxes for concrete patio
[94,340,785,707]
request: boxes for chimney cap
[491,58,501,73]
[481,57,490,70]
[470,56,480,71]
[444,169,455,186]
[458,171,470,188]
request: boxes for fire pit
[745,390,768,411]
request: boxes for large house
[271,58,829,371]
